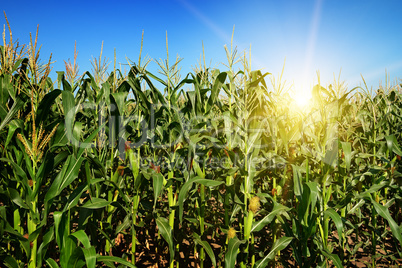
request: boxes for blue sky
[2,0,402,95]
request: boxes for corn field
[1,18,402,268]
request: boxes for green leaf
[66,247,86,268]
[178,176,224,223]
[385,134,402,156]
[96,256,136,268]
[156,217,175,263]
[324,208,344,245]
[62,90,77,147]
[45,155,84,203]
[57,71,64,89]
[0,158,32,198]
[208,72,227,112]
[255,236,293,268]
[370,198,402,245]
[36,89,62,123]
[251,203,290,233]
[37,227,55,267]
[323,140,338,169]
[193,233,216,267]
[115,214,131,234]
[292,165,303,200]
[70,230,91,249]
[63,185,88,212]
[341,141,352,172]
[0,74,12,120]
[110,92,128,116]
[0,95,26,132]
[153,173,164,208]
[45,258,60,268]
[225,237,245,268]
[5,119,23,148]
[356,180,388,199]
[306,182,319,214]
[77,122,107,158]
[62,76,73,92]
[81,198,111,209]
[53,211,75,268]
[321,250,343,268]
[82,246,96,268]
[3,256,19,268]
[8,188,29,209]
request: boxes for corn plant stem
[306,157,309,183]
[85,161,94,197]
[28,202,37,268]
[224,141,233,227]
[371,193,378,265]
[167,170,176,268]
[241,70,250,267]
[13,207,22,234]
[323,188,329,249]
[167,171,175,228]
[242,156,250,268]
[321,117,331,254]
[13,182,23,257]
[372,114,377,267]
[240,197,249,268]
[273,176,278,247]
[317,203,329,255]
[242,174,249,263]
[273,175,280,261]
[320,167,329,252]
[105,130,116,254]
[163,54,179,267]
[224,182,230,227]
[105,196,113,254]
[341,177,347,219]
[105,167,119,255]
[242,210,254,268]
[106,188,120,254]
[126,138,141,265]
[223,72,234,262]
[131,193,140,265]
[28,166,37,268]
[341,176,347,254]
[199,184,205,268]
[383,187,388,236]
[132,216,138,263]
[251,233,255,267]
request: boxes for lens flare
[294,91,312,108]
[292,80,313,109]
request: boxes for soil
[104,193,402,267]
[106,217,402,268]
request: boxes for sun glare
[294,92,311,108]
[292,81,313,110]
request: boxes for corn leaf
[156,217,175,262]
[225,237,245,268]
[255,236,293,268]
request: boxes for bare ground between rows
[109,220,402,268]
[108,206,402,267]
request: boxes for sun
[292,81,313,109]
[294,91,311,108]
